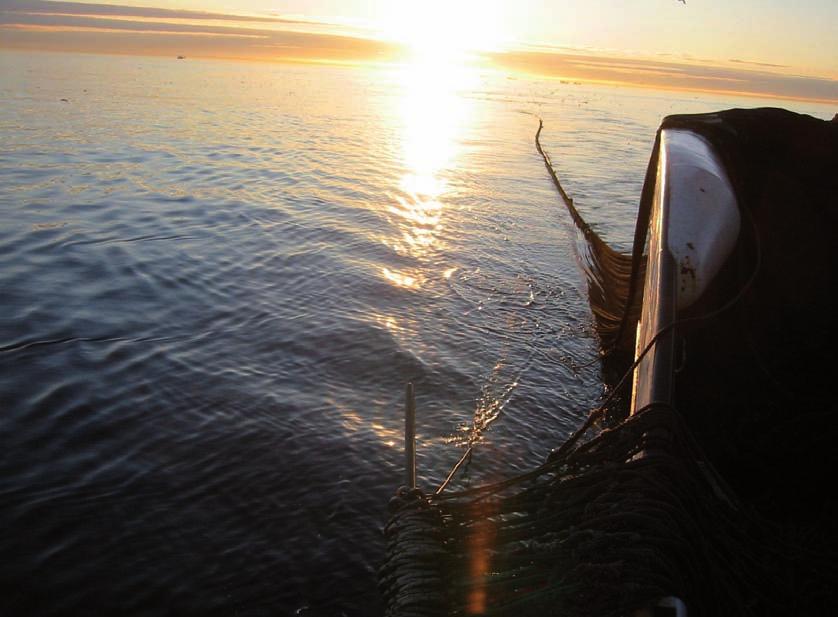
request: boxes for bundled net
[380,403,835,617]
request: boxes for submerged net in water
[534,119,644,355]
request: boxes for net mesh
[380,403,835,616]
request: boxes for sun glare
[380,0,505,61]
[377,0,496,291]
[379,38,480,290]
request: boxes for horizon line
[1,0,836,105]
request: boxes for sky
[1,0,836,102]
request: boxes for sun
[380,0,506,62]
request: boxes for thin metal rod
[405,382,417,489]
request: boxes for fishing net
[380,401,837,617]
[380,109,838,616]
[534,120,643,354]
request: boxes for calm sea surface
[0,50,833,616]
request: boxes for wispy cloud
[1,12,280,36]
[0,0,303,24]
[2,0,836,102]
[729,58,789,69]
[490,49,838,103]
[0,0,399,63]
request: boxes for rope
[381,111,838,617]
[535,118,642,354]
[436,119,760,496]
[434,119,632,496]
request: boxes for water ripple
[7,51,820,615]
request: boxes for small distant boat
[177,55,186,60]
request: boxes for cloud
[729,58,790,69]
[1,1,835,102]
[0,0,303,24]
[489,49,838,103]
[0,0,400,63]
[1,11,278,36]
[1,26,400,63]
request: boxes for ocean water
[0,50,833,616]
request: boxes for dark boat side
[629,108,838,613]
[653,109,838,524]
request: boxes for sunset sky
[1,0,836,102]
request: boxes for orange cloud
[0,0,306,24]
[0,0,400,63]
[489,48,838,104]
[2,1,836,102]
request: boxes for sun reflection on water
[381,55,478,288]
[381,266,421,289]
[337,407,399,448]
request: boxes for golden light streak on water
[381,266,421,289]
[337,408,399,448]
[380,55,477,289]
